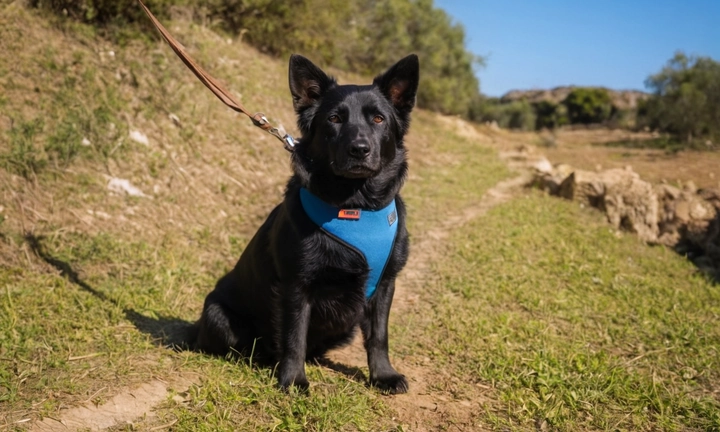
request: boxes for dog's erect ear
[373,54,420,111]
[289,54,335,113]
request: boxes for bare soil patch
[31,375,196,432]
[543,129,720,190]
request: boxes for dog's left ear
[373,54,420,111]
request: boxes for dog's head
[289,54,419,181]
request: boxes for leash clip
[251,112,295,152]
[282,134,296,152]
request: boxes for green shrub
[533,101,568,130]
[472,98,536,131]
[562,88,612,125]
[27,0,189,24]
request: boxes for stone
[558,170,605,207]
[603,175,659,243]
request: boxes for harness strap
[299,188,398,299]
[136,0,295,152]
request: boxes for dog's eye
[328,115,341,124]
[373,115,384,124]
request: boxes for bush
[27,0,188,24]
[563,88,612,125]
[472,98,536,131]
[533,101,568,130]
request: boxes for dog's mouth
[335,164,377,179]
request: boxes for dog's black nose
[349,142,370,159]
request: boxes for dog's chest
[299,188,398,298]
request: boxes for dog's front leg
[362,279,409,394]
[276,294,311,391]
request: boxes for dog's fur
[190,54,419,393]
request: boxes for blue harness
[299,188,398,299]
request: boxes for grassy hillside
[1,4,719,431]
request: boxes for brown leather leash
[136,0,295,152]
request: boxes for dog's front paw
[277,369,310,393]
[370,373,408,394]
[278,377,310,393]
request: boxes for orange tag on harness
[338,209,361,220]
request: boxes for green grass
[403,111,511,234]
[409,192,720,430]
[0,19,131,179]
[0,231,398,431]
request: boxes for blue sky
[434,0,720,97]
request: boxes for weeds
[2,118,47,178]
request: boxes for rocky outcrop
[551,167,660,242]
[501,86,649,110]
[523,146,720,279]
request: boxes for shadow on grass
[315,358,367,383]
[673,241,720,285]
[25,233,195,349]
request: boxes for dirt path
[29,375,196,432]
[326,172,531,431]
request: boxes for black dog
[190,54,419,394]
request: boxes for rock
[558,170,605,207]
[699,188,720,209]
[683,180,697,194]
[558,168,658,242]
[168,113,181,128]
[656,184,681,201]
[559,168,640,208]
[533,163,574,195]
[129,130,150,146]
[656,184,684,247]
[656,184,718,247]
[108,178,148,198]
[533,157,553,174]
[604,179,659,243]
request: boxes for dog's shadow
[25,234,194,348]
[315,358,368,383]
[25,234,370,386]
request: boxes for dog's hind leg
[194,291,253,357]
[361,279,409,394]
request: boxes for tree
[640,52,720,143]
